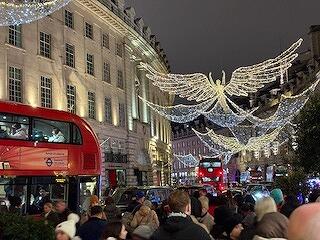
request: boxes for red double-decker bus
[196,156,224,192]
[0,101,101,214]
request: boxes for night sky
[126,0,320,77]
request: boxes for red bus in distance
[197,156,224,192]
[0,101,101,214]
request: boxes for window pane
[32,118,70,143]
[88,92,95,119]
[105,97,112,124]
[65,10,74,29]
[8,25,22,48]
[39,32,51,58]
[102,34,109,48]
[103,62,110,83]
[66,85,76,113]
[40,76,52,108]
[119,103,126,127]
[117,70,123,89]
[8,66,22,103]
[116,43,122,57]
[86,54,94,75]
[85,22,93,39]
[65,43,75,68]
[72,124,82,144]
[0,113,29,140]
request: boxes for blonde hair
[199,196,209,210]
[255,197,277,221]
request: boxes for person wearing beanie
[55,213,80,240]
[132,225,154,240]
[270,189,284,211]
[224,214,244,240]
[127,191,145,214]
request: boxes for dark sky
[126,0,320,77]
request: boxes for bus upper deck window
[32,118,70,143]
[0,113,29,140]
[72,124,82,144]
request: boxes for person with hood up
[55,213,80,240]
[131,200,159,231]
[101,221,128,240]
[150,190,211,240]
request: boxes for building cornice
[75,0,169,73]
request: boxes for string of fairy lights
[139,38,319,164]
[0,0,71,26]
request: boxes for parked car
[112,186,172,213]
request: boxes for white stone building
[0,0,173,189]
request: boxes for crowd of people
[3,187,320,240]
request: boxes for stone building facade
[0,0,173,189]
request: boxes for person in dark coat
[280,195,300,218]
[151,190,211,240]
[8,196,22,215]
[55,200,72,223]
[78,206,107,240]
[42,202,60,227]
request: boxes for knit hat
[132,225,154,239]
[55,213,80,239]
[55,220,76,238]
[270,189,284,205]
[136,191,145,200]
[224,214,243,236]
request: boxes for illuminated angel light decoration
[139,39,303,126]
[174,154,199,168]
[229,80,320,144]
[193,127,282,154]
[0,0,71,26]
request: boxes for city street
[0,0,320,240]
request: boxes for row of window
[8,13,124,89]
[8,67,126,126]
[0,113,82,145]
[8,10,123,56]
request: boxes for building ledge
[5,43,26,53]
[63,64,77,72]
[37,55,55,63]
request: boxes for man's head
[199,196,209,215]
[55,200,67,213]
[168,190,191,215]
[288,203,320,240]
[90,205,104,219]
[52,128,60,135]
[136,191,145,204]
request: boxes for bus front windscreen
[199,161,222,168]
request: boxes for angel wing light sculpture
[140,38,303,127]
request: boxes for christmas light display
[138,96,215,123]
[140,39,302,125]
[0,0,71,26]
[174,154,199,167]
[193,126,282,153]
